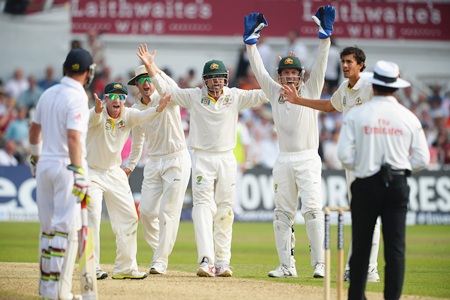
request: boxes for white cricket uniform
[126,72,191,270]
[33,76,88,299]
[247,39,330,268]
[329,77,380,273]
[151,73,267,265]
[86,104,161,275]
[338,95,430,176]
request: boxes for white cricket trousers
[191,150,236,265]
[139,149,191,267]
[88,167,139,275]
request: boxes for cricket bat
[78,197,98,300]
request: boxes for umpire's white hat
[360,60,410,88]
[127,65,148,86]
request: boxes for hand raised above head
[137,44,157,66]
[243,12,268,45]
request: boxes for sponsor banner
[1,165,450,223]
[70,0,450,41]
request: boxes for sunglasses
[105,93,127,101]
[137,77,151,84]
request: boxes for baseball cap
[104,82,128,94]
[127,65,149,86]
[360,60,410,89]
[278,56,304,73]
[63,48,94,73]
[202,60,228,76]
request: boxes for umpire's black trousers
[348,171,409,300]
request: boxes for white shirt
[87,105,160,170]
[337,95,430,178]
[246,39,330,153]
[33,77,89,160]
[126,71,186,171]
[150,75,268,152]
[331,78,373,116]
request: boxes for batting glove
[67,164,90,204]
[29,155,37,178]
[312,5,336,39]
[243,12,268,45]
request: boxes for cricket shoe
[215,264,233,277]
[150,263,167,275]
[367,268,380,282]
[197,259,216,277]
[96,270,108,280]
[268,264,298,278]
[112,270,147,280]
[313,262,325,278]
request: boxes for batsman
[243,5,335,278]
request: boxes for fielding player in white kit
[87,82,171,280]
[282,46,381,282]
[137,44,268,277]
[124,64,191,275]
[29,48,95,299]
[243,7,334,278]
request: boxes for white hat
[360,60,410,88]
[127,65,149,86]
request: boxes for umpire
[337,60,430,300]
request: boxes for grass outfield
[1,221,449,299]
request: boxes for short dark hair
[373,84,398,94]
[340,46,366,72]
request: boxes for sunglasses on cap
[137,77,151,84]
[105,93,127,101]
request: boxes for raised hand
[156,92,172,112]
[93,93,103,114]
[312,5,336,39]
[137,44,156,66]
[243,12,268,45]
[280,84,300,104]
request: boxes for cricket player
[337,60,429,299]
[136,44,268,277]
[243,6,334,278]
[124,63,191,275]
[29,48,95,299]
[281,47,381,282]
[87,82,171,280]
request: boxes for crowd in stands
[1,30,449,172]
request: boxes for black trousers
[348,171,409,300]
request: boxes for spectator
[17,75,43,115]
[4,68,29,100]
[38,66,59,91]
[0,139,18,166]
[5,106,29,161]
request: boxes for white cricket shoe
[313,262,325,278]
[197,259,216,277]
[367,268,380,282]
[215,264,233,277]
[343,268,380,283]
[112,270,147,280]
[268,265,298,278]
[150,263,167,275]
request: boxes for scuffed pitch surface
[0,263,440,300]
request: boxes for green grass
[1,222,450,298]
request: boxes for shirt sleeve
[126,124,145,171]
[409,119,430,173]
[337,113,356,170]
[150,73,194,109]
[88,106,103,128]
[302,39,331,99]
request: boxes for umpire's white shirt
[337,95,430,178]
[87,105,160,170]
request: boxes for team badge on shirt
[196,176,203,185]
[117,120,125,130]
[274,183,278,193]
[200,97,210,106]
[222,96,233,106]
[343,96,347,107]
[105,119,112,130]
[355,97,363,106]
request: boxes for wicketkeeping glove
[312,5,336,39]
[243,12,268,45]
[67,164,90,204]
[29,155,37,178]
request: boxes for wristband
[30,142,42,156]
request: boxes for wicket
[324,206,350,300]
